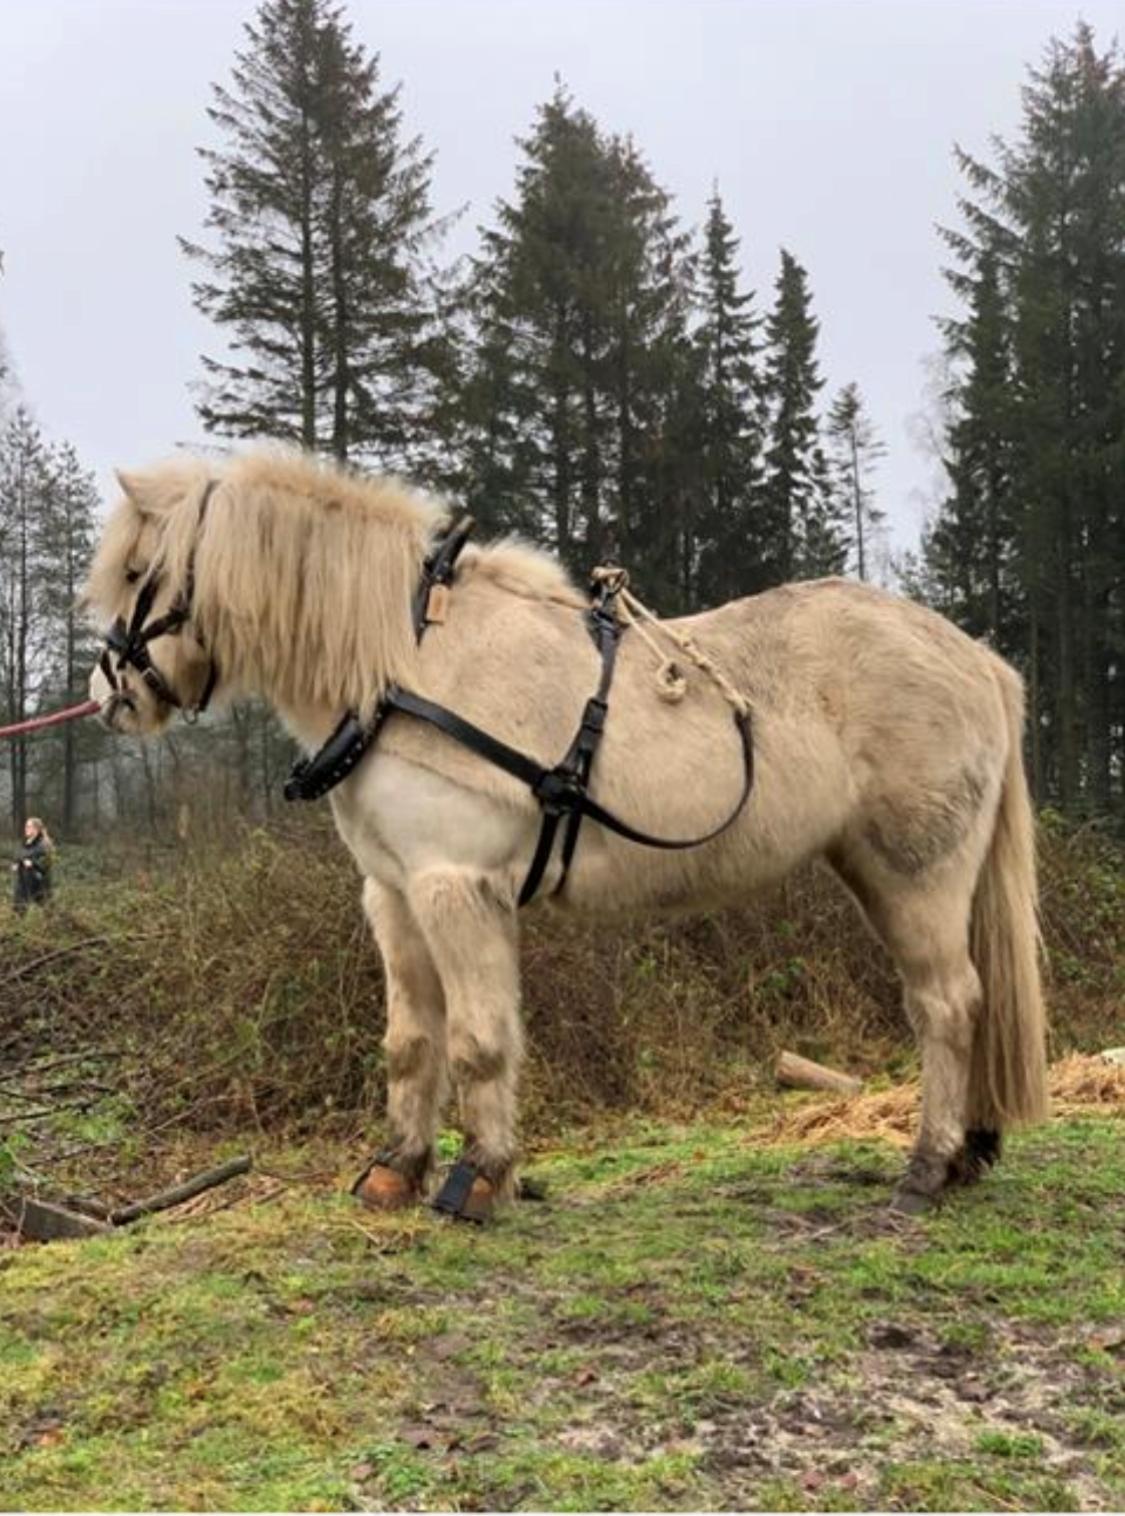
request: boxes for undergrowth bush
[1,812,1121,1142]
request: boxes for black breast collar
[284,518,754,907]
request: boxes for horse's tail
[967,663,1049,1130]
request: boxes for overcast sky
[1,0,1121,551]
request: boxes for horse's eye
[125,568,142,585]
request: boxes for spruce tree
[181,0,448,469]
[692,189,766,607]
[460,88,693,602]
[761,249,828,584]
[936,24,1125,813]
[603,133,694,604]
[928,249,1016,643]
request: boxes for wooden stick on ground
[109,1156,253,1226]
[776,1050,863,1097]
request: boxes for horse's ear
[115,468,158,516]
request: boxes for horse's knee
[384,1032,435,1082]
[448,1028,509,1085]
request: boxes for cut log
[776,1051,863,1096]
[1,1195,112,1242]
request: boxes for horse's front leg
[353,877,448,1211]
[407,867,523,1223]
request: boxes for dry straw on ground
[767,1052,1125,1148]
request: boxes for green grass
[1,1117,1123,1511]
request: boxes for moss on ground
[1,1117,1123,1512]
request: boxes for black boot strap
[431,1159,481,1219]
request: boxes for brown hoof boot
[351,1160,420,1212]
[431,1160,497,1224]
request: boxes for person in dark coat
[12,817,54,913]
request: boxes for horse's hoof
[351,1162,420,1212]
[431,1159,497,1224]
[889,1185,936,1216]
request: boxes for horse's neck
[208,499,428,752]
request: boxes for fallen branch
[776,1050,863,1096]
[109,1155,253,1226]
[0,1106,88,1127]
[3,939,114,986]
[4,1051,119,1077]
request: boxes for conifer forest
[4,12,1125,1510]
[2,6,1124,832]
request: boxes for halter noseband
[99,480,220,720]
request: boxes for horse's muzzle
[99,692,137,731]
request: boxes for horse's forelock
[83,460,213,615]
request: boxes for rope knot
[587,572,751,719]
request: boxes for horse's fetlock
[462,1141,517,1198]
[386,1141,434,1185]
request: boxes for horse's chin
[98,693,172,737]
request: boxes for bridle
[98,480,220,720]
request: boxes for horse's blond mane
[86,449,580,717]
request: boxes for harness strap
[518,593,622,906]
[383,686,754,860]
[284,515,756,905]
[413,515,475,636]
[555,599,623,882]
[284,514,474,804]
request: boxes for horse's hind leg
[353,878,448,1211]
[829,847,983,1212]
[406,869,523,1223]
[892,911,983,1213]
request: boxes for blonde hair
[25,817,52,848]
[85,448,581,718]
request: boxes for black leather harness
[285,516,755,907]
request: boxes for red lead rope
[0,699,101,740]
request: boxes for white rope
[590,567,750,717]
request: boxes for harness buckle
[579,698,607,735]
[533,766,583,814]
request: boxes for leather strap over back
[284,517,756,906]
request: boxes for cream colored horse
[85,451,1047,1219]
